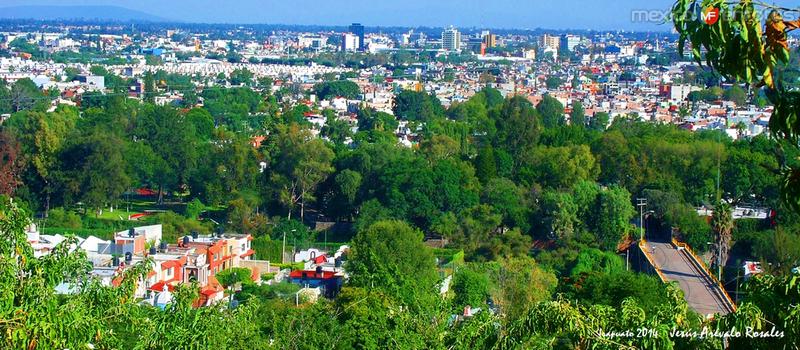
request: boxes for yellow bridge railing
[671,238,737,312]
[638,239,667,283]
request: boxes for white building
[442,27,461,52]
[670,84,701,101]
[341,33,360,52]
[298,36,327,50]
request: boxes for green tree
[595,185,635,251]
[711,201,734,273]
[0,130,22,196]
[320,111,354,146]
[537,95,565,128]
[313,80,361,100]
[57,132,131,215]
[589,111,610,131]
[538,190,579,241]
[723,85,748,106]
[229,68,254,86]
[10,78,41,112]
[490,257,558,320]
[5,109,76,211]
[186,108,215,140]
[347,220,439,308]
[545,76,563,89]
[482,178,532,232]
[124,141,165,190]
[570,100,586,127]
[186,198,205,220]
[492,96,541,169]
[267,125,335,221]
[331,169,362,220]
[134,105,199,204]
[393,90,444,122]
[216,267,253,289]
[474,145,497,184]
[518,145,598,189]
[143,71,156,103]
[452,266,490,309]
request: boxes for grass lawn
[88,200,188,221]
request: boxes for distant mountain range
[0,5,170,22]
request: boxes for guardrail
[638,239,668,282]
[671,238,737,313]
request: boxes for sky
[4,0,800,31]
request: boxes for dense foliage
[1,63,799,347]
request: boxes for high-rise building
[482,31,497,48]
[560,34,581,52]
[349,23,365,51]
[442,26,461,52]
[539,34,560,51]
[341,33,360,52]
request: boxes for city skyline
[6,0,796,31]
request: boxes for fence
[638,239,668,282]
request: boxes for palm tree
[711,201,734,278]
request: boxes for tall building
[560,34,581,52]
[539,34,560,51]
[349,23,365,51]
[482,31,497,48]
[442,26,461,52]
[341,33,360,52]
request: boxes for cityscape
[0,1,798,349]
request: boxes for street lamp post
[281,229,297,264]
[637,198,647,241]
[281,231,286,264]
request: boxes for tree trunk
[158,183,164,205]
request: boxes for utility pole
[626,249,630,271]
[281,231,286,264]
[281,229,297,264]
[717,243,722,282]
[716,128,722,203]
[637,198,647,241]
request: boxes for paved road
[644,241,731,316]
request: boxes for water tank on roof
[149,246,157,255]
[124,252,132,262]
[128,228,135,237]
[112,255,120,266]
[183,236,190,246]
[191,231,198,239]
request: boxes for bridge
[638,239,735,316]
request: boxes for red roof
[161,258,185,271]
[150,281,176,292]
[312,254,327,265]
[289,270,337,279]
[136,188,158,196]
[240,249,255,258]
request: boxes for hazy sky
[5,0,800,31]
